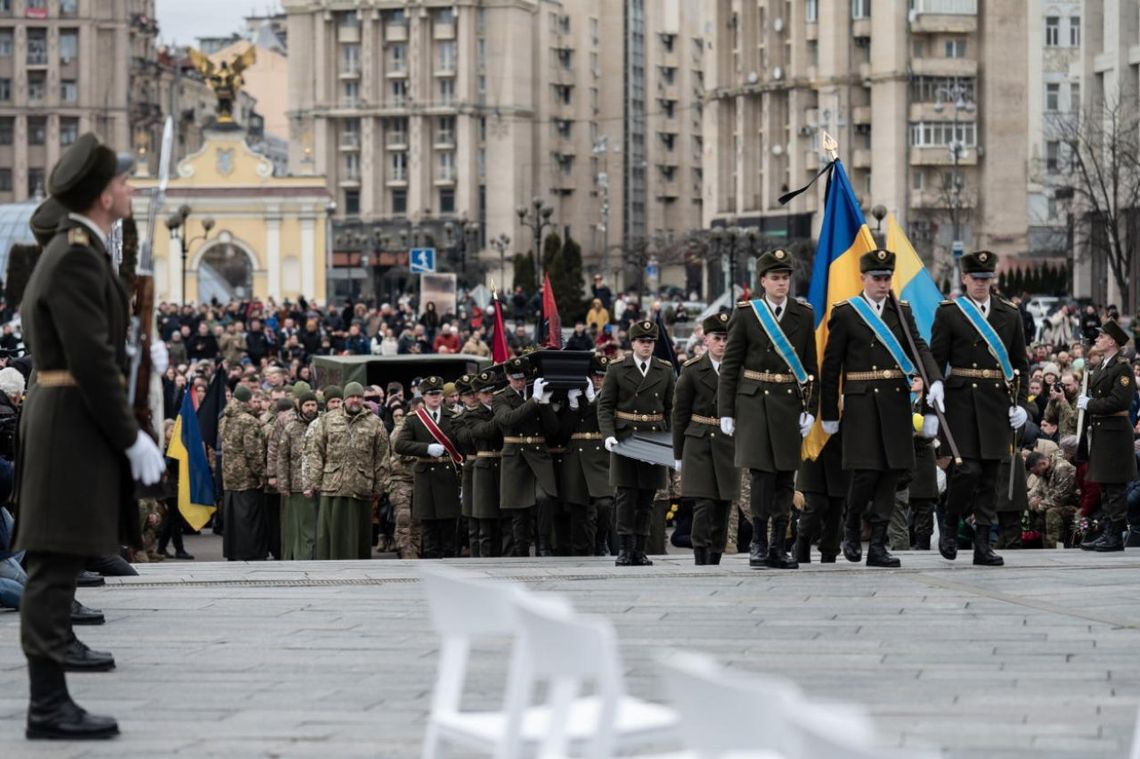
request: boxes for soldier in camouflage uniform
[221,385,268,561]
[277,391,320,559]
[387,415,421,559]
[261,396,292,560]
[1026,449,1078,548]
[304,382,390,560]
[133,499,166,563]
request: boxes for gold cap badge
[877,250,887,260]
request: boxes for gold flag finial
[821,131,839,162]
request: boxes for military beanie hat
[323,385,343,400]
[296,390,318,406]
[233,385,253,403]
[344,381,365,398]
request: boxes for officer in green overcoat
[674,312,737,565]
[794,431,848,563]
[13,133,166,739]
[558,354,615,555]
[930,249,1030,566]
[455,371,504,557]
[452,374,480,555]
[1077,320,1138,551]
[597,319,676,566]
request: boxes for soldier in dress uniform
[13,134,166,739]
[452,374,479,556]
[558,354,613,556]
[718,249,818,569]
[794,431,847,563]
[455,371,504,557]
[1077,320,1138,551]
[674,312,737,565]
[394,376,463,558]
[597,319,676,566]
[930,249,1030,566]
[819,248,942,568]
[493,357,560,556]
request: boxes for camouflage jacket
[1032,455,1078,511]
[221,399,266,491]
[387,417,416,485]
[303,407,391,499]
[265,409,292,488]
[277,410,315,494]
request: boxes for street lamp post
[517,197,554,290]
[490,233,511,291]
[933,85,976,294]
[165,204,214,305]
[592,136,619,279]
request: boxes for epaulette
[682,355,702,367]
[67,227,89,246]
[736,300,750,308]
[832,299,852,309]
[799,300,814,311]
[898,299,910,306]
[998,296,1016,309]
[939,299,954,306]
[656,357,673,367]
[493,386,511,396]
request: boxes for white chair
[1129,704,1140,759]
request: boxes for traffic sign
[410,247,437,273]
[951,240,965,259]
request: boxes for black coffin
[528,349,594,390]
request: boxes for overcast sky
[156,0,280,46]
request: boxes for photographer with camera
[1042,371,1080,441]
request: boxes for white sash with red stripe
[416,407,464,465]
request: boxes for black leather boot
[795,535,811,564]
[938,516,958,560]
[1095,520,1125,552]
[915,533,931,550]
[70,600,104,626]
[632,535,653,566]
[841,512,863,563]
[819,553,837,563]
[615,535,633,567]
[748,517,768,568]
[866,523,901,568]
[765,519,799,569]
[1125,527,1140,548]
[972,524,1004,566]
[26,658,118,740]
[693,547,708,565]
[535,537,553,558]
[63,638,115,673]
[708,551,722,565]
[75,571,104,588]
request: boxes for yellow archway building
[131,128,331,305]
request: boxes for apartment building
[0,0,159,203]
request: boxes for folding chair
[1129,704,1140,759]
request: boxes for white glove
[1076,394,1090,411]
[720,417,735,436]
[821,420,840,435]
[798,412,815,438]
[567,388,582,410]
[922,413,940,439]
[674,459,682,472]
[125,431,165,486]
[604,436,619,452]
[531,377,547,399]
[928,380,946,413]
[150,340,169,375]
[585,380,597,402]
[1008,405,1028,429]
[427,443,446,457]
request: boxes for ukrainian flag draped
[166,390,216,531]
[886,213,943,341]
[803,160,877,460]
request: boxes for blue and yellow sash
[953,298,1014,382]
[749,300,809,384]
[846,297,916,380]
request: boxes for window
[337,10,359,29]
[660,33,674,52]
[477,148,485,179]
[343,152,360,180]
[1046,140,1060,171]
[660,132,676,151]
[659,66,676,85]
[908,76,975,103]
[1069,17,1080,47]
[555,84,572,104]
[1045,82,1060,111]
[389,151,407,181]
[389,43,407,72]
[438,151,455,181]
[476,39,486,68]
[912,39,925,57]
[432,7,454,25]
[0,29,11,57]
[60,117,78,145]
[26,28,46,64]
[912,170,925,191]
[26,0,45,10]
[0,78,9,101]
[341,118,360,147]
[909,121,977,148]
[59,30,78,63]
[390,79,407,105]
[589,17,598,45]
[385,116,408,145]
[59,0,77,16]
[344,189,360,215]
[0,117,12,144]
[806,0,818,23]
[28,71,46,102]
[556,14,570,34]
[0,169,10,192]
[28,116,46,144]
[851,0,869,20]
[0,0,11,12]
[557,154,574,174]
[61,79,77,103]
[437,116,455,144]
[1070,81,1080,112]
[340,44,360,74]
[391,188,407,214]
[439,188,455,213]
[28,168,44,196]
[1045,17,1059,47]
[384,8,406,25]
[437,40,457,72]
[342,80,359,106]
[439,77,455,105]
[554,119,572,138]
[477,75,485,95]
[944,38,966,58]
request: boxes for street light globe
[516,206,528,219]
[202,217,216,233]
[540,205,554,219]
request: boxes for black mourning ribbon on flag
[778,159,836,207]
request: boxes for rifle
[1006,370,1021,501]
[126,116,173,440]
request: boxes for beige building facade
[282,0,705,300]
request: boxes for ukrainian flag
[886,213,944,341]
[166,390,216,531]
[804,160,877,459]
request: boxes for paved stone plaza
[1,549,1139,758]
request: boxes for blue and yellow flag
[166,390,216,531]
[804,160,877,459]
[886,213,943,341]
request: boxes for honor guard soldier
[14,134,166,739]
[718,248,818,570]
[493,357,560,556]
[674,312,738,564]
[455,371,505,557]
[558,354,614,556]
[819,248,942,568]
[598,319,676,566]
[1076,320,1138,552]
[794,432,848,563]
[930,249,1030,566]
[393,376,463,558]
[452,374,480,556]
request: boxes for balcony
[433,22,456,40]
[911,0,977,14]
[852,105,872,125]
[852,148,872,169]
[338,64,361,79]
[337,25,360,44]
[435,167,457,184]
[852,18,871,41]
[911,9,977,34]
[655,178,680,199]
[909,146,979,167]
[338,132,361,151]
[386,131,408,149]
[385,23,407,42]
[911,57,977,78]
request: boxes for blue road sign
[410,247,437,273]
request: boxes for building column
[301,214,316,298]
[266,209,282,299]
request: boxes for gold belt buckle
[881,369,893,379]
[640,414,648,422]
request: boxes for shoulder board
[736,300,750,308]
[682,355,702,367]
[1117,354,1131,366]
[832,300,852,309]
[797,300,814,311]
[999,297,1016,309]
[939,299,954,306]
[655,357,673,367]
[67,227,89,246]
[493,386,511,396]
[898,299,910,307]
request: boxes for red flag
[491,295,510,363]
[542,273,562,349]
